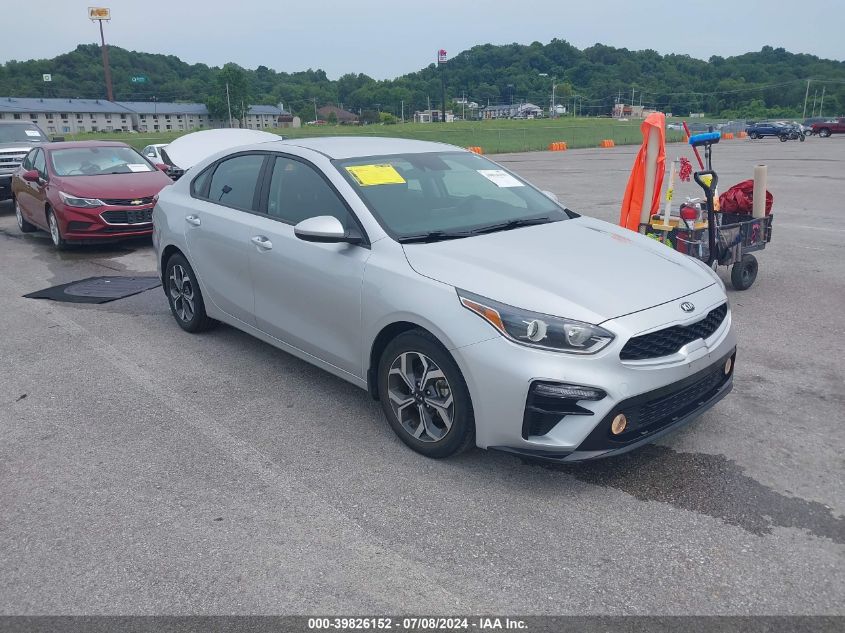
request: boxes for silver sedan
[153,136,736,461]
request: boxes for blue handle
[689,132,721,147]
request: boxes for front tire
[46,208,68,250]
[779,134,788,142]
[818,128,831,138]
[377,329,475,458]
[15,199,36,233]
[164,253,216,333]
[731,254,758,290]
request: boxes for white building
[0,97,293,133]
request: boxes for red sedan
[11,140,173,249]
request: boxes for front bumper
[59,204,154,241]
[0,174,12,199]
[453,283,736,460]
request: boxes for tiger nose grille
[620,303,728,361]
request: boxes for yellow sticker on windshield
[345,164,406,186]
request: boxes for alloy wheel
[48,213,60,246]
[387,351,454,443]
[169,264,196,323]
[15,202,24,230]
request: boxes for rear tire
[164,253,216,333]
[377,329,475,459]
[731,254,758,291]
[749,132,759,139]
[15,199,36,233]
[818,128,831,138]
[779,134,788,142]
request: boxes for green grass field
[65,117,690,155]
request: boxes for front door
[248,155,371,377]
[183,153,268,326]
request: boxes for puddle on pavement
[536,445,843,543]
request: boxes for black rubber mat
[24,276,161,304]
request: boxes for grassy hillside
[65,118,690,155]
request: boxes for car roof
[264,136,463,160]
[41,140,131,151]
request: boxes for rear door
[183,152,268,326]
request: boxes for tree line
[1,40,843,122]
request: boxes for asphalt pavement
[0,136,842,615]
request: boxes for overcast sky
[1,1,841,79]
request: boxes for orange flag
[619,112,666,231]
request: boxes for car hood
[402,216,715,324]
[56,171,173,199]
[0,142,38,152]
[162,129,283,169]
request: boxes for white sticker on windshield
[25,130,41,137]
[477,169,524,188]
[126,163,150,172]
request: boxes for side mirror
[155,163,169,172]
[51,136,65,142]
[294,215,360,244]
[22,169,40,183]
[542,190,559,203]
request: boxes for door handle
[251,235,273,250]
[185,214,201,227]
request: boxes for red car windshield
[50,146,155,177]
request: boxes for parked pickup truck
[811,118,845,137]
[0,121,49,201]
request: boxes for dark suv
[745,121,803,141]
[0,121,49,201]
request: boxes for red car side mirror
[22,169,40,183]
[155,163,169,172]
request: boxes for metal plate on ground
[23,276,161,304]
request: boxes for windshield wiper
[469,216,553,235]
[397,230,473,244]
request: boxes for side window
[191,165,213,197]
[32,149,46,177]
[21,149,35,171]
[266,156,350,226]
[206,154,265,211]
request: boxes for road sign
[88,6,110,20]
[130,76,147,84]
[42,74,52,82]
[438,49,447,64]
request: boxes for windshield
[0,124,48,144]
[50,146,155,177]
[335,152,569,240]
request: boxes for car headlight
[59,191,104,208]
[689,255,725,292]
[457,289,614,354]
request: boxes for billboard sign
[438,49,447,64]
[88,7,111,20]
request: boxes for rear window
[0,124,48,144]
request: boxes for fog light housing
[724,357,733,375]
[611,413,628,435]
[531,383,607,401]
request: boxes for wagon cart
[649,132,773,290]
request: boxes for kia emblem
[681,302,695,313]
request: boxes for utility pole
[401,100,404,124]
[313,97,318,122]
[241,101,246,129]
[438,49,447,123]
[89,9,114,101]
[802,79,811,120]
[225,82,233,128]
[811,89,818,117]
[819,86,825,118]
[631,87,635,107]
